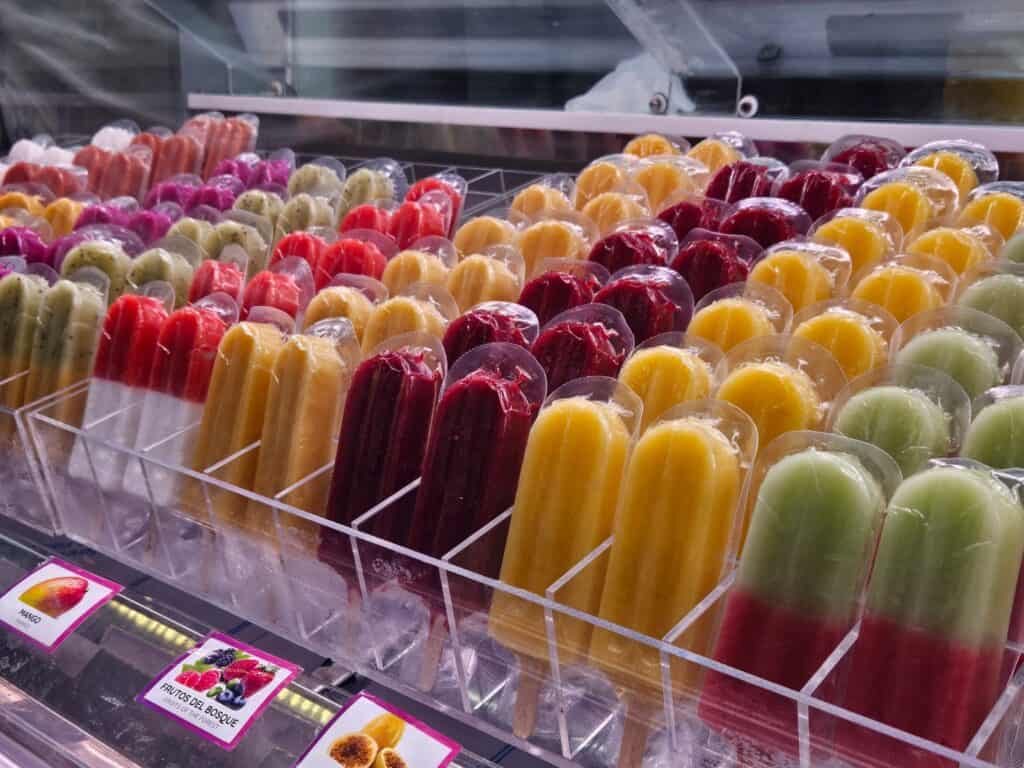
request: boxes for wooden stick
[418,612,447,692]
[617,696,654,768]
[514,654,547,740]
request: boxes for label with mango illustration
[0,557,122,652]
[295,693,460,768]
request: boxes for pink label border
[136,630,301,751]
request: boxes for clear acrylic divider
[19,382,1024,768]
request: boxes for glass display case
[1,3,1024,768]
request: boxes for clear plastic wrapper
[792,297,897,380]
[630,155,709,212]
[958,260,1024,339]
[315,229,397,288]
[240,256,316,324]
[655,190,734,242]
[581,187,651,238]
[405,172,467,238]
[572,154,639,210]
[587,217,677,273]
[167,214,218,258]
[516,212,595,277]
[810,206,902,275]
[0,255,26,280]
[211,217,269,278]
[452,215,517,256]
[701,431,899,756]
[245,148,296,190]
[617,332,723,431]
[593,263,693,343]
[508,174,574,221]
[194,113,259,180]
[272,192,334,241]
[829,362,970,476]
[90,119,139,152]
[774,160,862,221]
[233,187,285,230]
[360,282,458,353]
[5,135,53,164]
[962,385,1024,469]
[719,197,812,248]
[126,247,194,308]
[381,235,456,296]
[821,134,906,179]
[288,156,347,199]
[517,257,609,327]
[834,462,1023,766]
[42,197,86,239]
[147,131,204,185]
[686,131,757,173]
[669,227,761,301]
[129,127,170,174]
[442,300,539,364]
[303,273,388,339]
[688,280,793,352]
[334,158,408,220]
[59,238,132,302]
[446,243,524,311]
[188,249,247,305]
[189,174,243,212]
[389,190,454,250]
[906,224,995,276]
[850,252,957,323]
[339,199,395,235]
[705,157,788,204]
[748,239,852,312]
[957,181,1024,241]
[144,175,202,211]
[623,132,689,158]
[530,303,635,390]
[76,144,153,202]
[901,138,999,198]
[855,165,960,238]
[51,224,145,269]
[270,230,332,273]
[892,305,1023,399]
[715,333,847,447]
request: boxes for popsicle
[275,193,335,239]
[700,447,886,753]
[588,220,676,274]
[382,247,451,295]
[824,135,904,180]
[189,259,244,304]
[316,237,389,288]
[145,178,199,211]
[669,232,754,301]
[833,385,952,477]
[903,140,997,200]
[190,321,286,527]
[127,248,194,307]
[60,241,131,302]
[581,192,649,237]
[361,293,451,354]
[517,219,589,277]
[624,133,683,158]
[335,167,399,221]
[288,159,345,199]
[405,175,465,237]
[530,304,634,390]
[906,227,992,276]
[719,198,811,249]
[0,190,45,217]
[446,251,522,311]
[240,259,314,323]
[793,302,891,380]
[836,466,1024,766]
[211,220,268,277]
[269,231,328,273]
[303,280,382,340]
[168,216,218,257]
[43,198,85,239]
[657,195,732,242]
[149,133,203,185]
[594,265,692,343]
[688,284,791,353]
[1005,232,1024,263]
[233,188,284,229]
[200,116,257,180]
[962,395,1024,469]
[748,244,844,313]
[959,271,1024,338]
[775,166,858,221]
[442,301,538,364]
[850,257,952,324]
[389,199,449,250]
[339,203,392,235]
[573,157,633,210]
[488,382,638,737]
[856,167,959,239]
[618,337,717,431]
[452,216,516,256]
[895,326,1003,399]
[320,336,444,569]
[95,147,152,201]
[517,260,607,326]
[811,209,897,276]
[957,186,1024,240]
[76,202,133,230]
[250,321,358,532]
[0,226,48,266]
[0,272,47,408]
[632,157,708,212]
[127,208,175,245]
[687,136,745,174]
[705,160,781,204]
[510,183,573,220]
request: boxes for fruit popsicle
[902,139,998,200]
[271,231,329,273]
[303,275,387,340]
[95,147,152,201]
[315,234,392,288]
[149,133,203,185]
[127,248,194,308]
[850,255,954,324]
[60,240,131,303]
[700,444,889,754]
[618,333,719,432]
[962,392,1024,469]
[510,181,573,220]
[774,162,860,221]
[517,218,590,277]
[957,183,1024,240]
[705,159,784,204]
[288,158,346,199]
[517,259,608,327]
[168,216,218,257]
[896,327,1003,399]
[335,164,402,222]
[688,282,792,353]
[200,116,257,180]
[573,156,635,210]
[405,174,465,238]
[588,219,677,274]
[716,335,846,448]
[823,134,905,180]
[250,319,360,536]
[275,193,335,239]
[190,320,286,527]
[452,216,516,256]
[623,133,685,158]
[581,192,650,237]
[381,244,453,296]
[408,343,546,607]
[669,230,759,302]
[0,226,48,266]
[339,202,392,235]
[240,257,315,323]
[0,190,46,217]
[43,198,85,239]
[594,264,692,343]
[0,272,47,408]
[320,334,444,568]
[233,189,284,229]
[906,226,993,276]
[189,259,244,304]
[856,166,960,239]
[719,197,811,248]
[687,132,752,174]
[531,304,634,390]
[811,208,899,276]
[632,156,709,212]
[76,202,133,230]
[959,267,1024,339]
[748,241,850,313]
[446,248,523,311]
[211,219,268,278]
[442,301,538,364]
[792,299,894,380]
[836,465,1024,765]
[656,194,732,242]
[389,197,450,250]
[589,402,754,701]
[145,178,200,210]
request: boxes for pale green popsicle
[1001,232,1024,264]
[896,328,1002,399]
[959,274,1024,339]
[833,386,950,476]
[867,466,1024,644]
[335,168,395,220]
[168,217,217,257]
[127,248,194,308]
[212,220,268,279]
[60,241,130,303]
[275,193,334,240]
[234,189,284,229]
[962,396,1024,469]
[738,450,884,620]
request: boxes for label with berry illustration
[294,692,460,768]
[0,558,122,653]
[137,632,300,750]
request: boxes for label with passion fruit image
[294,692,460,768]
[138,632,300,750]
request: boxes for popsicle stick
[514,654,546,739]
[617,696,653,768]
[418,612,447,692]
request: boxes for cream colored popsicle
[446,253,521,311]
[382,249,451,295]
[453,216,516,255]
[361,295,448,353]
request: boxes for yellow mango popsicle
[619,341,716,431]
[446,253,521,311]
[812,210,896,275]
[361,295,448,353]
[689,283,791,353]
[510,183,573,220]
[860,182,933,240]
[624,133,683,158]
[581,192,649,237]
[851,258,951,323]
[718,360,822,447]
[907,227,992,276]
[574,159,631,210]
[303,285,375,339]
[633,158,708,212]
[688,138,743,174]
[958,191,1024,240]
[43,198,85,238]
[517,220,588,277]
[190,322,285,527]
[914,151,978,199]
[749,248,835,312]
[0,191,44,217]
[382,249,450,295]
[453,216,516,255]
[794,303,891,380]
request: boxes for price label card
[138,632,300,750]
[0,558,122,653]
[294,692,461,768]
